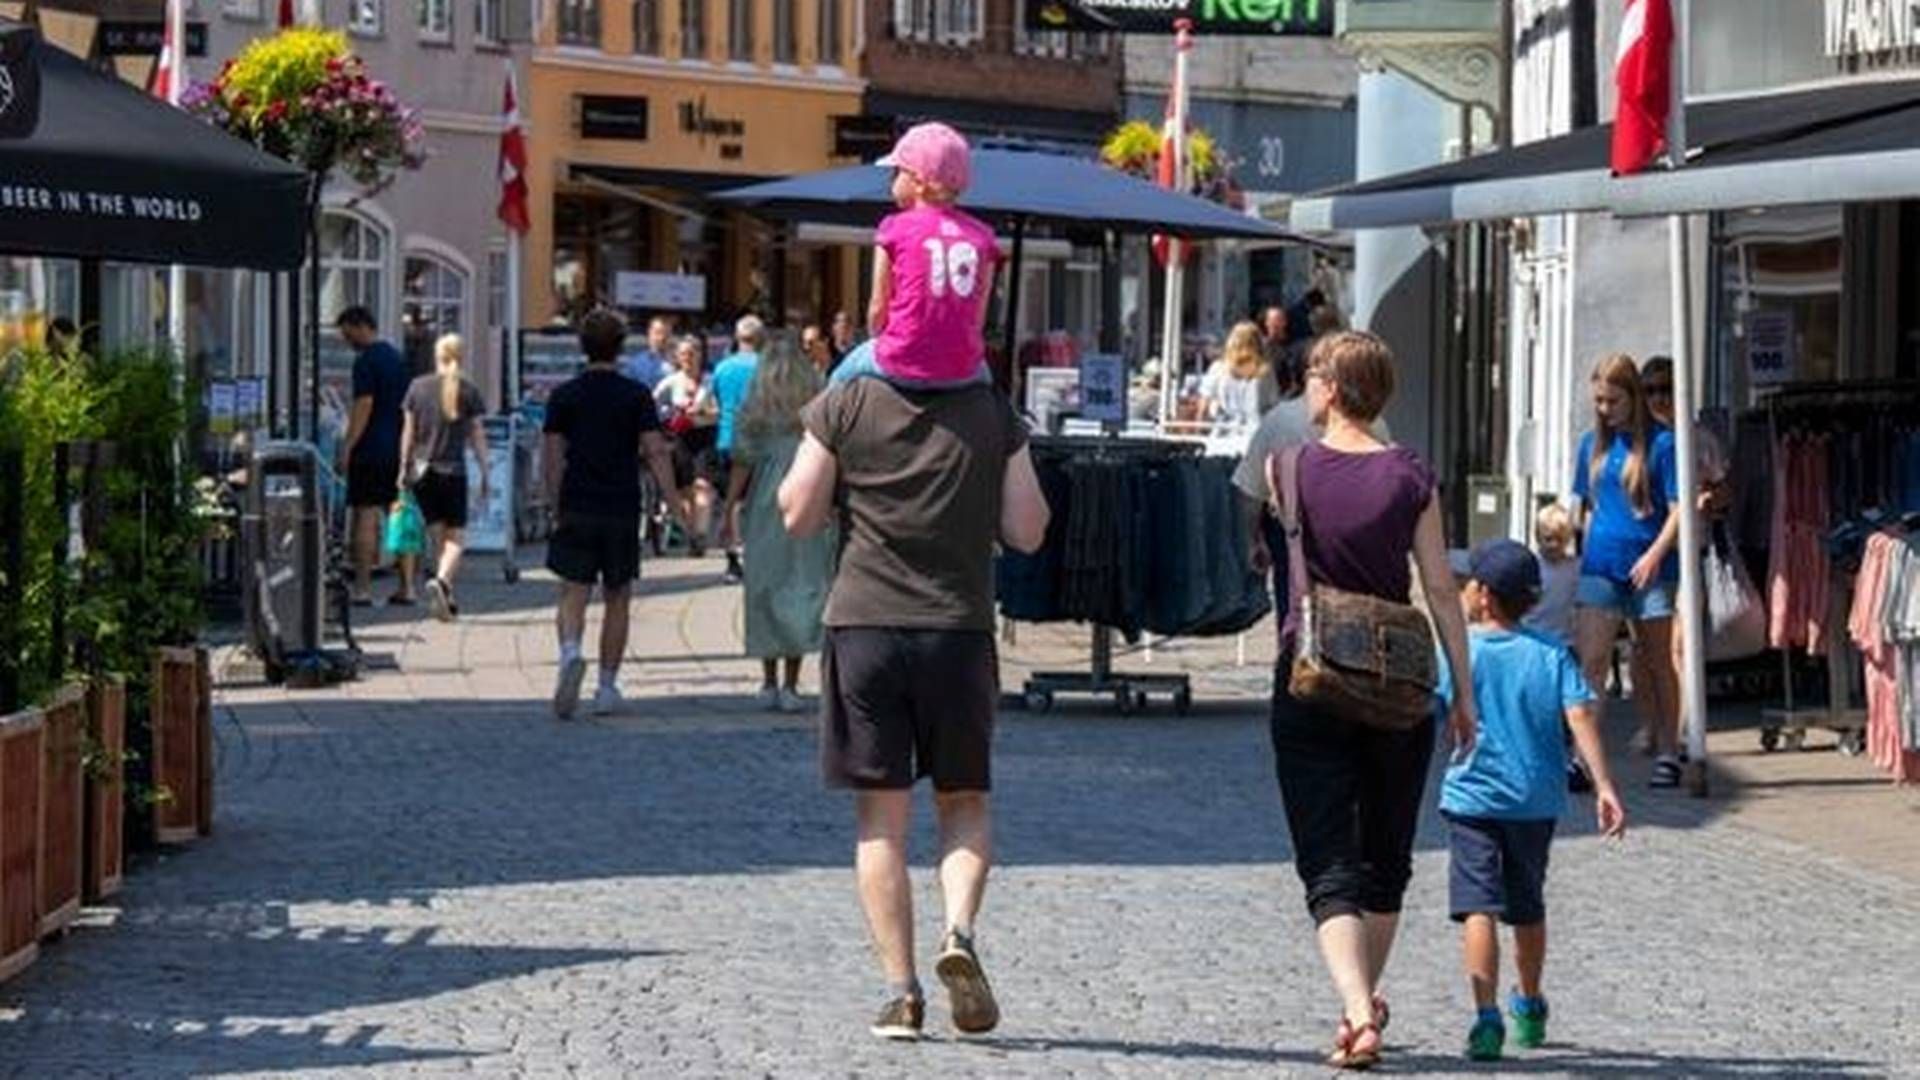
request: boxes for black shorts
[1445,813,1555,926]
[546,511,641,589]
[347,457,399,509]
[412,469,468,529]
[820,628,998,792]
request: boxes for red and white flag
[1151,97,1182,268]
[147,0,181,103]
[1612,0,1674,175]
[496,64,530,234]
[278,0,296,28]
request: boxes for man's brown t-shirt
[800,380,1028,632]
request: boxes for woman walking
[1572,354,1684,786]
[1267,331,1475,1070]
[654,336,720,556]
[397,333,490,622]
[727,332,835,711]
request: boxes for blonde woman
[726,332,836,711]
[397,333,490,622]
[1200,320,1281,432]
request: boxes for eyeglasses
[1644,383,1673,397]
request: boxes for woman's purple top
[1297,442,1436,604]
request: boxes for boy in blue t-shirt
[1436,539,1627,1062]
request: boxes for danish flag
[1612,0,1674,175]
[147,0,181,103]
[496,64,530,235]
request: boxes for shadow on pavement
[0,1019,479,1078]
[1388,1045,1884,1078]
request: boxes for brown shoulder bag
[1268,444,1438,730]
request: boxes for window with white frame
[633,0,661,53]
[349,0,384,33]
[477,0,503,41]
[681,0,707,57]
[556,0,600,44]
[728,0,753,59]
[891,0,931,41]
[772,0,796,62]
[1014,0,1066,55]
[937,0,981,43]
[319,211,388,327]
[487,247,507,329]
[403,253,468,369]
[816,0,841,65]
[1071,31,1109,58]
[223,0,262,19]
[418,0,451,39]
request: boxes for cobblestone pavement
[3,555,1919,1078]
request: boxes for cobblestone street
[2,557,1918,1078]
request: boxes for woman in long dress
[727,331,836,712]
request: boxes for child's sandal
[1328,1018,1383,1071]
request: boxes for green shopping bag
[383,491,426,558]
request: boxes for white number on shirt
[920,238,982,299]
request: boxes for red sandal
[1372,992,1390,1034]
[1328,1017,1383,1071]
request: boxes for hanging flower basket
[1100,119,1225,198]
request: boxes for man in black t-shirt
[542,309,684,720]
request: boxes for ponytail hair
[435,334,464,421]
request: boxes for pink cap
[877,122,972,195]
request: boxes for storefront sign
[1027,0,1331,35]
[1824,0,1920,57]
[834,114,896,161]
[1745,309,1796,386]
[678,96,746,159]
[97,21,209,57]
[614,271,706,312]
[207,381,238,436]
[1078,354,1128,425]
[0,23,43,140]
[578,95,649,141]
[465,415,514,554]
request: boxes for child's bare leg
[1513,921,1547,999]
[1463,914,1499,1010]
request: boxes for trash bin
[243,442,324,671]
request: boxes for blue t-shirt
[711,351,759,452]
[1572,426,1679,584]
[620,348,667,390]
[350,340,410,464]
[1437,627,1595,821]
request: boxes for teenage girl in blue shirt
[1571,354,1685,788]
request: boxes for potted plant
[0,705,43,983]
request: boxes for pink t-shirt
[873,205,999,382]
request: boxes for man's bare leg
[933,790,999,1034]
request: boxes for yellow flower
[220,28,348,124]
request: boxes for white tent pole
[1158,20,1192,429]
[166,0,188,371]
[1666,0,1709,794]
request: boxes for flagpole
[1157,19,1192,430]
[166,0,188,372]
[1664,0,1708,795]
[507,232,522,408]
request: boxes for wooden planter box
[84,678,124,902]
[151,647,211,845]
[0,708,43,983]
[38,686,85,939]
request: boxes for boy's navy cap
[1460,539,1541,606]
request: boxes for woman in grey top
[398,333,490,622]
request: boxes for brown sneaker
[869,996,924,1041]
[935,931,1000,1035]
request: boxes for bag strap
[1267,443,1311,619]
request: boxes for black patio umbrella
[0,21,307,270]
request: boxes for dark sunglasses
[1644,383,1673,396]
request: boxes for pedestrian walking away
[723,332,834,713]
[779,366,1049,1043]
[1569,355,1684,787]
[1262,330,1476,1071]
[336,305,416,607]
[396,333,490,623]
[712,314,765,582]
[830,121,997,390]
[1438,539,1626,1062]
[542,309,684,720]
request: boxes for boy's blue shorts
[1445,813,1555,926]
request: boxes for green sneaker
[1467,1015,1506,1061]
[1509,993,1550,1049]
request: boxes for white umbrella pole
[1158,21,1192,430]
[166,0,188,371]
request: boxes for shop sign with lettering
[679,96,746,160]
[1027,0,1331,35]
[579,95,649,141]
[98,21,209,57]
[1825,0,1920,57]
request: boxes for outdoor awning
[1287,77,1920,230]
[0,22,308,271]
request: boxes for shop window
[633,0,660,53]
[418,0,452,40]
[772,0,796,62]
[552,195,651,321]
[1713,205,1842,406]
[891,0,931,42]
[557,0,600,44]
[477,0,504,41]
[1070,31,1108,58]
[815,0,840,65]
[728,0,754,59]
[403,253,469,374]
[318,208,390,392]
[349,0,383,34]
[1063,256,1100,353]
[0,257,79,352]
[681,0,707,57]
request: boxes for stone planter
[84,678,125,903]
[151,646,210,845]
[38,686,85,939]
[0,707,43,983]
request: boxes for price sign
[1078,354,1127,426]
[1744,310,1795,387]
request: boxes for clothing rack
[1018,434,1202,716]
[1750,381,1919,752]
